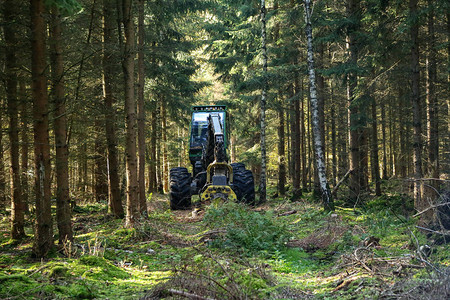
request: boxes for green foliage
[203,202,291,255]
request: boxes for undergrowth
[0,187,449,299]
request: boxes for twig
[166,289,216,300]
[27,264,48,277]
[416,225,450,235]
[353,247,373,274]
[409,229,443,275]
[413,202,450,217]
[277,210,297,217]
[332,169,352,195]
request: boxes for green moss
[78,255,130,280]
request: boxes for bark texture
[259,0,267,203]
[103,0,124,218]
[50,5,73,243]
[304,0,333,211]
[4,0,25,239]
[31,0,53,257]
[122,0,139,227]
[137,0,147,215]
[346,0,361,201]
[410,0,424,213]
[426,0,438,182]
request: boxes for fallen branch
[413,202,450,217]
[416,225,450,236]
[278,210,297,217]
[353,247,373,274]
[166,289,216,300]
[332,169,352,195]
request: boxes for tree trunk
[300,79,307,191]
[50,5,73,243]
[330,84,337,187]
[304,0,333,211]
[161,98,169,193]
[122,0,139,227]
[137,0,147,215]
[277,98,286,196]
[31,0,53,257]
[103,0,124,218]
[398,88,407,178]
[380,100,388,179]
[259,0,268,203]
[4,0,25,239]
[410,0,424,214]
[94,120,108,202]
[148,110,157,193]
[292,81,301,198]
[0,104,5,208]
[19,81,29,213]
[426,0,438,182]
[314,42,326,197]
[370,98,381,196]
[346,0,361,202]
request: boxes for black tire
[169,167,192,210]
[232,166,255,205]
[230,162,245,172]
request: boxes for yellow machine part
[200,185,237,203]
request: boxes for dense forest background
[0,0,449,298]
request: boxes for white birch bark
[304,0,334,210]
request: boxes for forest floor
[1,181,449,299]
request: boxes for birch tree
[304,0,333,211]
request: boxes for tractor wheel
[230,162,245,172]
[232,165,255,205]
[169,167,192,210]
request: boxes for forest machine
[169,105,255,209]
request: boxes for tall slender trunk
[370,98,381,196]
[0,105,5,208]
[19,81,29,213]
[137,0,147,214]
[446,12,450,176]
[398,88,407,177]
[330,83,337,187]
[389,102,395,176]
[289,90,295,181]
[50,5,73,243]
[161,98,169,193]
[31,0,53,257]
[148,110,157,193]
[426,0,438,182]
[277,98,286,196]
[380,100,388,179]
[410,0,424,213]
[103,0,124,218]
[4,0,25,239]
[346,0,361,201]
[314,42,326,197]
[292,81,301,198]
[304,0,333,211]
[300,79,307,190]
[94,121,108,202]
[259,0,268,203]
[122,0,139,227]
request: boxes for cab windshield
[190,111,225,148]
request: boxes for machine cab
[189,106,227,165]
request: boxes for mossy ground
[1,184,448,299]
